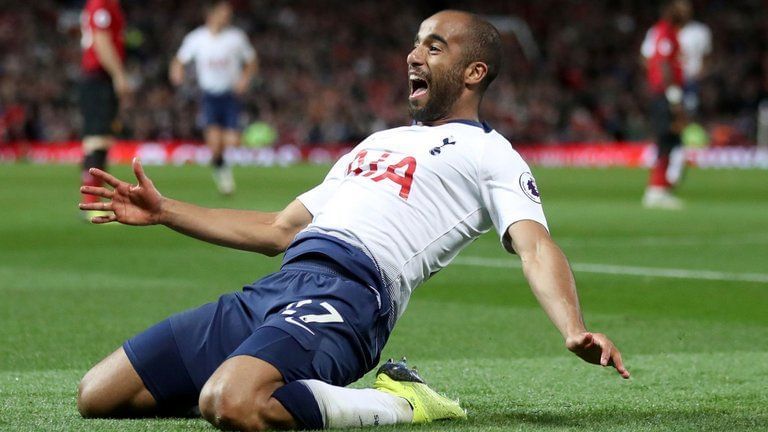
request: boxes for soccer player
[678,17,712,116]
[170,1,258,195]
[641,0,691,209]
[79,0,129,219]
[78,10,629,431]
[642,0,709,189]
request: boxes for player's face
[209,3,232,28]
[670,0,692,24]
[407,13,470,123]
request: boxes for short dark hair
[460,13,502,92]
[204,1,230,14]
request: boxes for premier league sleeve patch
[519,172,542,204]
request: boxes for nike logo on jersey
[429,137,456,155]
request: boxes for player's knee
[77,373,107,418]
[199,381,284,431]
[199,382,263,431]
[198,382,219,424]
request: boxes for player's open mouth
[409,75,429,100]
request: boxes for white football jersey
[298,121,548,320]
[177,26,255,94]
[678,21,712,80]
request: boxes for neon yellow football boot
[373,357,467,423]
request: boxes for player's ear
[465,61,488,87]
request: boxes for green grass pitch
[1,163,767,431]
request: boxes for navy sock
[272,381,324,430]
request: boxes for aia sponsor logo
[346,150,417,199]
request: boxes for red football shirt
[80,0,125,74]
[645,20,683,94]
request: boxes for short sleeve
[237,31,256,62]
[176,31,198,63]
[640,29,654,59]
[297,150,355,216]
[479,139,548,247]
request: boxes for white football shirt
[176,26,255,94]
[297,121,548,320]
[678,21,712,80]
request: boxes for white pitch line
[453,256,768,284]
[556,236,768,248]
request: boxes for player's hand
[79,158,164,225]
[234,76,250,96]
[169,66,184,87]
[113,73,131,99]
[566,332,630,379]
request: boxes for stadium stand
[0,0,765,146]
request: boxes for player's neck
[423,106,480,127]
[207,23,225,34]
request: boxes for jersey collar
[412,119,493,133]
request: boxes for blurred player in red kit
[642,0,691,209]
[79,0,130,219]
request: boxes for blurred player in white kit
[170,1,258,195]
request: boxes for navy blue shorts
[123,258,391,410]
[201,91,240,130]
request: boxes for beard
[409,63,465,123]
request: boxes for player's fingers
[90,168,121,188]
[132,157,149,185]
[91,214,117,224]
[598,337,612,366]
[80,186,114,199]
[611,350,630,379]
[79,202,113,211]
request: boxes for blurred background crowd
[1,0,766,146]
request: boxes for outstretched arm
[79,158,312,256]
[506,220,630,379]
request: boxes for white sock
[667,147,686,185]
[300,379,413,428]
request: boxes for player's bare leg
[81,136,114,219]
[206,125,224,164]
[644,131,683,209]
[223,128,240,148]
[197,355,463,430]
[214,128,240,194]
[198,356,295,431]
[77,347,158,418]
[206,125,234,195]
